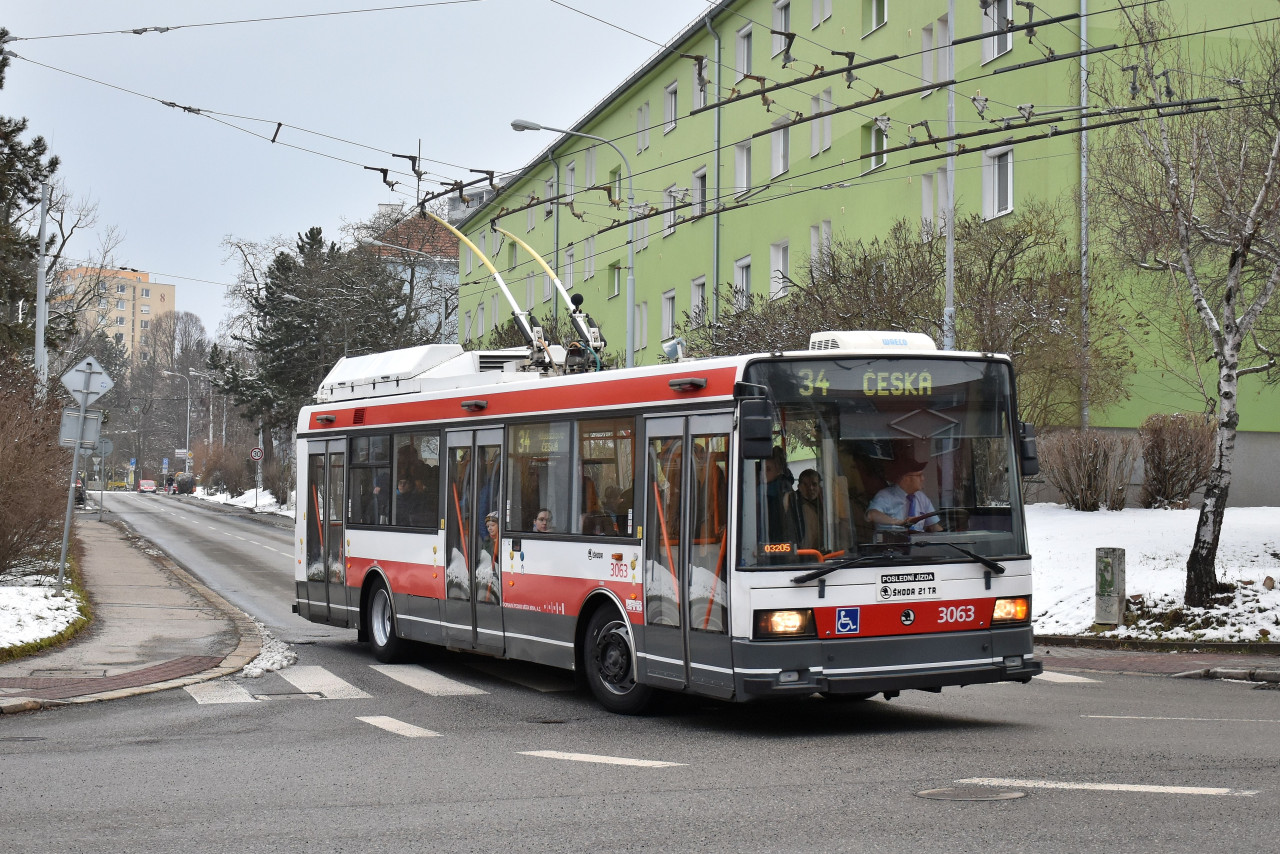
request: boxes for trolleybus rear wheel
[584,608,653,715]
[367,581,405,663]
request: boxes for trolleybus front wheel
[367,580,405,663]
[584,608,653,715]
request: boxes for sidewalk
[0,515,260,714]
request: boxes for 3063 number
[938,605,976,623]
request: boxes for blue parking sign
[835,607,860,635]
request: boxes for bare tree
[1091,11,1280,606]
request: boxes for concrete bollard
[1095,547,1126,626]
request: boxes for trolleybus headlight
[754,609,817,639]
[991,596,1030,624]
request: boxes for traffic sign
[60,357,114,407]
[98,437,114,457]
[250,447,264,462]
[59,408,103,448]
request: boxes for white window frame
[527,202,536,233]
[812,0,832,29]
[664,81,678,134]
[140,304,150,314]
[771,118,790,177]
[610,262,622,297]
[463,310,472,341]
[637,102,650,153]
[584,147,596,187]
[693,56,708,110]
[661,289,677,339]
[116,299,126,311]
[865,121,888,171]
[584,236,596,279]
[464,244,473,274]
[140,319,150,330]
[526,272,535,311]
[691,275,707,326]
[985,146,1014,219]
[634,301,649,349]
[636,214,649,251]
[543,272,553,302]
[809,219,832,261]
[736,24,753,79]
[564,244,576,289]
[663,184,680,236]
[934,14,951,81]
[490,295,499,331]
[544,177,555,218]
[566,161,576,198]
[922,22,935,89]
[116,283,127,294]
[692,167,707,216]
[141,287,151,298]
[476,303,485,336]
[734,140,752,196]
[770,241,791,298]
[734,255,752,312]
[983,0,1014,64]
[864,0,887,35]
[810,89,833,156]
[772,1,791,57]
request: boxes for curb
[1172,667,1280,683]
[1,519,264,714]
[1036,634,1280,656]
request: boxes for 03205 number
[938,605,975,623]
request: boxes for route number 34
[798,369,830,397]
[938,605,976,623]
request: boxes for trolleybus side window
[576,417,636,536]
[392,431,440,529]
[347,435,391,526]
[507,421,572,533]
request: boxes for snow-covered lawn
[3,503,1278,652]
[193,486,294,517]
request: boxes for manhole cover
[916,786,1026,801]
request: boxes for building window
[983,0,1014,63]
[113,332,124,344]
[463,310,472,341]
[479,230,487,260]
[664,184,680,236]
[116,283,127,294]
[610,262,622,297]
[140,304,150,314]
[771,118,790,177]
[477,303,486,337]
[609,167,623,208]
[98,298,107,309]
[864,119,888,170]
[116,299,126,310]
[810,88,833,156]
[691,276,707,325]
[693,56,708,110]
[811,0,832,29]
[985,147,1014,218]
[864,0,887,34]
[584,147,596,187]
[692,167,707,216]
[734,256,752,312]
[463,245,473,274]
[490,295,499,331]
[772,1,791,56]
[141,287,151,298]
[527,200,536,233]
[116,316,125,326]
[636,215,649,251]
[661,289,677,339]
[809,220,832,262]
[566,161,576,198]
[770,241,790,298]
[922,167,947,230]
[734,140,752,196]
[543,273,552,302]
[634,301,648,350]
[564,244,576,289]
[585,236,596,279]
[664,81,678,134]
[526,273,535,311]
[140,351,150,362]
[508,243,518,271]
[544,177,555,218]
[736,24,753,78]
[636,102,650,153]
[140,319,150,330]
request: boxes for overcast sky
[3,0,706,336]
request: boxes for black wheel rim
[593,620,635,696]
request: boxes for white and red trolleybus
[294,329,1043,713]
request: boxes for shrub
[262,456,295,509]
[1138,412,1214,508]
[1038,428,1137,511]
[200,443,251,497]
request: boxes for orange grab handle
[651,481,680,607]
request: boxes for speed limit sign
[250,447,264,462]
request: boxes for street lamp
[511,118,637,368]
[162,370,190,474]
[190,369,215,449]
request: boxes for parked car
[138,479,157,494]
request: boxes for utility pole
[34,182,50,394]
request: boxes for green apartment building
[456,0,1279,503]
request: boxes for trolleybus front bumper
[732,625,1041,698]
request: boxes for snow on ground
[1028,504,1280,642]
[2,503,1278,652]
[194,486,294,518]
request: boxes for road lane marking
[957,778,1258,797]
[1035,671,1099,683]
[370,664,487,696]
[357,716,441,737]
[1084,715,1280,723]
[520,750,685,768]
[279,666,370,699]
[185,680,258,704]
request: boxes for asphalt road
[2,496,1277,853]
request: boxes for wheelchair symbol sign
[835,607,860,635]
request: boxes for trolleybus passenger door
[303,439,348,626]
[640,415,734,698]
[443,428,505,655]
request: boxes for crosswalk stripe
[370,664,488,696]
[357,715,442,737]
[1036,671,1100,683]
[185,680,259,704]
[279,665,371,699]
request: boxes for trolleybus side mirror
[1019,422,1039,477]
[740,399,774,460]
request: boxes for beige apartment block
[65,267,176,362]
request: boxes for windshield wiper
[791,552,901,584]
[911,540,1007,575]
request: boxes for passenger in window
[534,508,552,533]
[867,459,943,533]
[365,472,390,525]
[477,511,502,604]
[581,476,617,536]
[394,476,428,527]
[795,469,825,550]
[764,445,799,543]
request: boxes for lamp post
[162,370,191,474]
[190,369,215,448]
[511,119,637,368]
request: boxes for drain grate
[917,786,1026,801]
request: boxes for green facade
[457,0,1279,432]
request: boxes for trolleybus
[294,327,1043,713]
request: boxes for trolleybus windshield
[738,357,1027,568]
